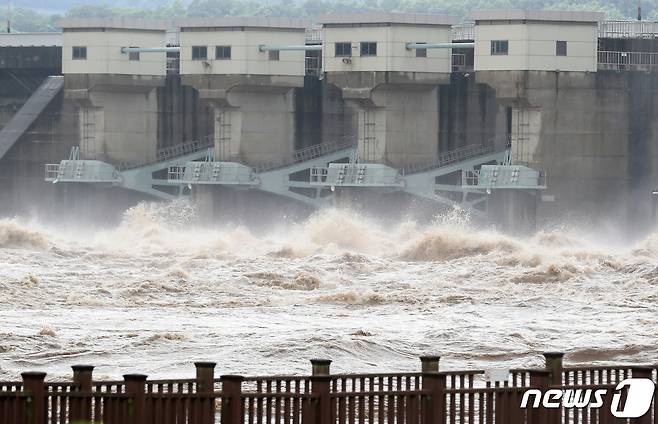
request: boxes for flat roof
[317,13,457,26]
[58,17,168,31]
[177,16,309,30]
[471,10,604,23]
[0,33,62,47]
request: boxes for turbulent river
[1,201,657,381]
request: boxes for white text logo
[520,378,655,419]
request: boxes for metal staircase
[0,76,64,160]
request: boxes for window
[192,46,207,60]
[72,46,87,60]
[556,41,567,56]
[268,50,280,61]
[128,47,140,61]
[360,42,377,56]
[415,42,427,58]
[216,46,231,60]
[335,42,351,57]
[490,40,508,55]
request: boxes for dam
[0,12,657,232]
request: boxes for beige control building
[61,17,167,76]
[320,12,456,74]
[472,10,603,72]
[178,16,306,77]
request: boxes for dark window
[556,41,567,56]
[128,47,140,61]
[360,42,377,56]
[415,42,427,58]
[490,40,508,55]
[192,46,207,60]
[72,46,87,60]
[335,42,351,57]
[216,46,231,60]
[268,50,280,61]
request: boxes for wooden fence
[1,353,656,424]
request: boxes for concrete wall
[64,74,164,164]
[62,29,166,76]
[80,89,159,163]
[322,25,452,73]
[474,22,598,72]
[352,86,439,167]
[476,70,658,233]
[157,75,212,150]
[179,28,305,76]
[210,88,296,165]
[438,74,503,152]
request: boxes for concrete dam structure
[1,12,657,232]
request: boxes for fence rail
[254,137,356,173]
[597,50,658,71]
[118,139,214,171]
[402,144,500,175]
[598,20,658,39]
[1,354,657,424]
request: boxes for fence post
[196,362,216,393]
[542,352,563,386]
[543,353,563,424]
[310,359,332,424]
[124,374,147,424]
[221,375,243,424]
[311,359,331,376]
[420,356,445,424]
[22,372,46,424]
[630,366,654,424]
[528,370,550,424]
[196,362,217,424]
[71,365,94,422]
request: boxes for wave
[0,219,50,250]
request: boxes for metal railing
[599,20,658,39]
[305,25,322,44]
[305,56,321,76]
[452,53,472,72]
[166,57,180,75]
[118,138,214,171]
[597,50,658,71]
[255,136,356,173]
[402,144,498,175]
[452,22,475,41]
[44,163,60,181]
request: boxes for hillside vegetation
[1,0,655,32]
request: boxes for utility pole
[6,0,10,33]
[637,0,642,20]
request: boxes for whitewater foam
[1,201,657,379]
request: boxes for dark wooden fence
[1,353,656,424]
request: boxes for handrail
[402,144,500,175]
[255,136,356,172]
[118,139,214,171]
[597,50,658,71]
[599,20,658,39]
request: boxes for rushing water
[1,201,657,381]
